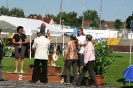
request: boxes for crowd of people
[0,24,99,87]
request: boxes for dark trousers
[77,61,98,86]
[0,59,3,80]
[65,60,77,83]
[32,59,48,83]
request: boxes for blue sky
[0,0,133,22]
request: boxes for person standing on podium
[12,26,28,73]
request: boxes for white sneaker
[20,70,24,73]
[14,70,18,73]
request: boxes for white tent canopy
[0,15,63,35]
[0,15,64,59]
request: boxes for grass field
[1,53,133,86]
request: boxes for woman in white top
[77,27,86,74]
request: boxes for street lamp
[62,20,64,57]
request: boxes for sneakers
[64,82,70,85]
[14,70,24,73]
[20,70,24,73]
[14,70,18,73]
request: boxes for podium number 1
[18,75,23,80]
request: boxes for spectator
[64,34,79,85]
[76,34,98,87]
[29,30,50,83]
[0,29,7,81]
[77,27,86,74]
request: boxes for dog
[48,50,59,66]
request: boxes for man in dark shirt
[0,29,7,81]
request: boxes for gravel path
[0,81,124,88]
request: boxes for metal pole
[62,20,64,57]
[42,0,44,21]
[56,35,57,49]
[6,0,8,16]
[130,31,132,66]
[99,0,102,29]
[124,0,127,38]
[60,0,62,26]
[30,30,31,59]
[7,0,8,8]
[82,0,84,28]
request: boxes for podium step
[2,72,89,85]
[2,72,61,83]
[28,65,62,75]
[2,66,88,85]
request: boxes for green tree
[79,10,99,28]
[28,14,42,18]
[53,11,79,27]
[53,11,67,24]
[84,10,99,21]
[45,14,54,18]
[9,7,25,17]
[90,20,99,28]
[114,19,122,30]
[0,6,9,15]
[126,15,133,29]
[65,11,78,27]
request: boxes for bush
[92,38,116,75]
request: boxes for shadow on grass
[121,86,133,88]
[115,55,123,58]
[116,78,125,86]
[117,78,124,82]
[117,78,133,87]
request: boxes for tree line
[0,6,133,30]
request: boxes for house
[27,16,55,24]
[83,20,125,29]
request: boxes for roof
[34,17,52,24]
[83,21,125,29]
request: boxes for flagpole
[124,0,127,38]
[62,20,64,57]
[42,0,44,21]
[60,0,62,26]
[99,0,102,29]
[7,0,8,8]
[82,0,84,28]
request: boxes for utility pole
[42,0,44,21]
[7,0,8,8]
[99,0,102,29]
[82,0,84,28]
[6,0,8,15]
[123,0,127,38]
[60,0,62,26]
